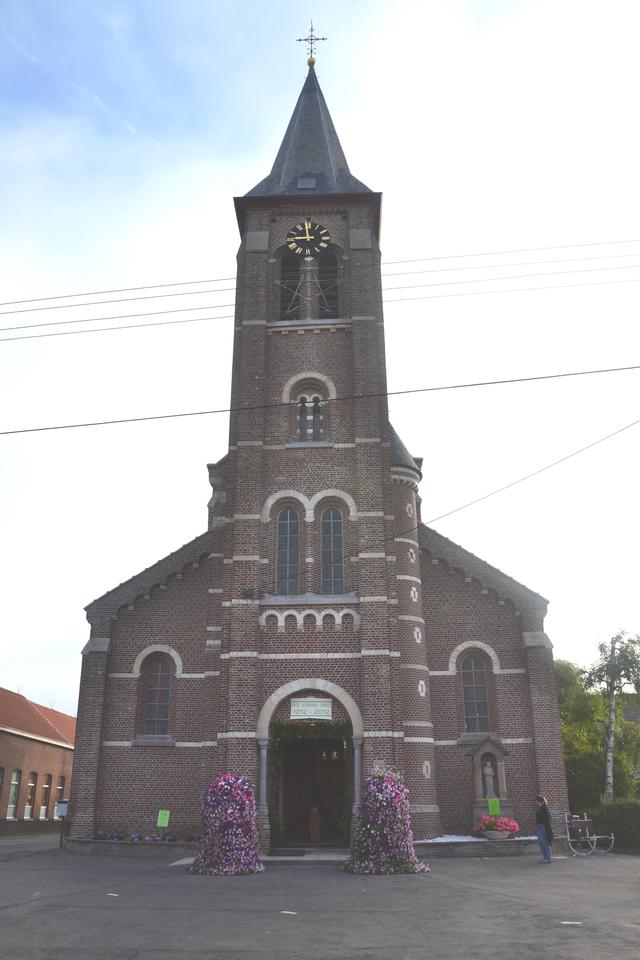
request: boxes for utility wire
[424,414,640,525]
[0,313,234,343]
[2,252,638,318]
[0,303,236,335]
[1,238,637,309]
[0,277,236,308]
[382,251,640,277]
[382,238,640,265]
[0,287,237,316]
[3,264,640,336]
[2,362,639,437]
[384,275,640,305]
[3,274,640,342]
[2,256,638,321]
[382,262,640,292]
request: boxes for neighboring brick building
[0,687,75,834]
[69,59,568,847]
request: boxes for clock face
[286,219,330,256]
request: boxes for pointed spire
[246,64,371,197]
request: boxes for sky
[1,0,639,715]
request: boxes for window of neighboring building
[39,774,52,819]
[276,508,300,595]
[24,772,37,820]
[143,657,172,736]
[321,508,345,594]
[7,769,21,819]
[54,776,66,819]
[461,654,490,733]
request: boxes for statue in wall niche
[482,758,497,798]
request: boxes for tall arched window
[143,656,172,735]
[461,654,490,733]
[321,508,344,594]
[276,508,300,595]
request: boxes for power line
[1,238,637,309]
[3,274,639,343]
[424,414,640,525]
[3,263,640,337]
[382,251,640,277]
[382,262,640,293]
[0,313,235,343]
[381,238,640,266]
[384,275,640,305]
[2,361,639,437]
[0,276,236,309]
[2,252,638,318]
[0,304,236,336]
[0,286,237,317]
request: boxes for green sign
[487,797,501,816]
[290,697,333,720]
[156,810,170,828]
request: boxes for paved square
[1,837,638,959]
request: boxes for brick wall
[68,189,567,845]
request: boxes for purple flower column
[190,774,264,876]
[345,769,429,875]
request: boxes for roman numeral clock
[286,219,330,256]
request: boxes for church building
[69,53,568,848]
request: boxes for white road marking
[281,911,297,915]
[170,856,195,866]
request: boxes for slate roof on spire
[246,64,371,197]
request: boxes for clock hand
[304,220,312,241]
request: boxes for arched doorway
[256,679,364,846]
[274,722,350,844]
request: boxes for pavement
[1,835,638,960]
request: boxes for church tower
[209,57,441,844]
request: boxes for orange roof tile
[0,687,75,745]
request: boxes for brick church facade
[69,60,568,847]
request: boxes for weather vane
[297,20,326,66]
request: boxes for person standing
[535,795,553,863]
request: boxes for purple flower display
[190,774,264,876]
[345,768,429,875]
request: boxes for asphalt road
[1,837,638,960]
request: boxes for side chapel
[69,50,568,848]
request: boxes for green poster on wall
[487,797,501,816]
[156,810,170,828]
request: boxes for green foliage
[585,633,640,697]
[591,800,640,850]
[554,659,640,811]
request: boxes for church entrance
[281,737,346,844]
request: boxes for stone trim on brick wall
[256,678,364,738]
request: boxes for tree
[554,658,640,811]
[585,633,640,801]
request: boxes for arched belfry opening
[277,246,342,321]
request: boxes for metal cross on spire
[297,20,326,66]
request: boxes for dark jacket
[535,804,554,844]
